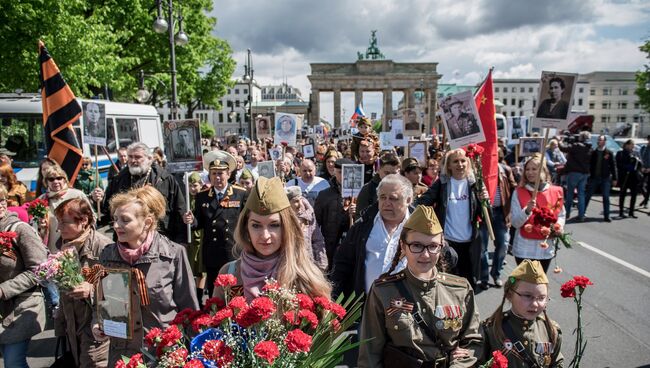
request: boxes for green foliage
[200,121,215,140]
[636,39,650,112]
[372,120,382,133]
[0,0,235,108]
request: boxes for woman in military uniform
[213,176,331,302]
[358,205,482,368]
[480,260,563,367]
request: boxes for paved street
[16,195,650,368]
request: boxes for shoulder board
[482,317,495,327]
[231,184,246,191]
[436,272,469,288]
[374,272,406,286]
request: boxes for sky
[210,0,650,123]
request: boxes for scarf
[117,231,154,265]
[240,250,280,301]
[47,188,68,200]
[61,227,93,252]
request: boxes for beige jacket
[98,232,198,367]
[0,213,47,344]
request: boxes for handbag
[50,336,75,368]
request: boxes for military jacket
[480,310,564,368]
[192,184,247,270]
[358,269,482,368]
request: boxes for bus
[0,93,164,196]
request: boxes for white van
[0,93,164,194]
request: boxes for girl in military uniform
[358,205,482,368]
[480,259,564,367]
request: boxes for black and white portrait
[270,147,283,161]
[507,116,528,145]
[313,125,324,136]
[256,116,271,139]
[404,108,420,134]
[407,141,428,164]
[534,71,578,128]
[302,144,315,158]
[82,101,107,146]
[173,128,195,159]
[163,119,202,173]
[258,160,275,178]
[341,164,364,198]
[274,113,298,146]
[519,137,544,157]
[439,90,485,149]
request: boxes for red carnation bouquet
[119,275,363,368]
[27,198,48,221]
[561,275,593,368]
[478,350,508,368]
[0,231,17,260]
[524,206,573,249]
[461,144,493,236]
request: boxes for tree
[200,121,215,140]
[635,39,650,113]
[0,0,235,108]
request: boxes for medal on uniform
[543,355,551,367]
[503,339,513,350]
[434,305,445,319]
[386,297,414,316]
[435,320,445,330]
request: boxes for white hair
[127,142,153,158]
[377,174,413,204]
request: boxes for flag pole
[94,145,101,218]
[185,172,191,244]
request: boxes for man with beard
[93,142,187,242]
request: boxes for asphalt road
[14,194,650,368]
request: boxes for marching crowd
[0,118,648,367]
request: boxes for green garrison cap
[245,176,291,215]
[403,205,443,235]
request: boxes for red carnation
[184,359,205,368]
[253,340,280,365]
[250,297,276,320]
[491,350,508,368]
[298,309,319,329]
[285,329,313,353]
[166,347,188,366]
[228,296,248,311]
[115,360,126,368]
[329,302,347,319]
[203,297,225,312]
[214,274,237,287]
[171,308,194,325]
[211,307,234,326]
[234,306,262,328]
[191,313,214,332]
[313,296,331,310]
[573,275,593,289]
[262,280,281,292]
[560,279,577,298]
[160,325,182,351]
[295,293,315,311]
[144,327,162,347]
[126,353,143,368]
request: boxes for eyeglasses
[47,176,65,182]
[0,198,7,205]
[511,289,549,305]
[403,241,443,254]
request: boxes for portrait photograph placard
[533,71,578,129]
[507,116,529,145]
[257,160,276,179]
[519,137,544,157]
[379,132,394,151]
[269,147,283,161]
[439,90,486,149]
[256,116,271,139]
[274,113,298,147]
[403,108,421,136]
[82,101,107,146]
[313,125,324,137]
[407,140,428,164]
[390,119,407,147]
[163,119,202,173]
[341,164,364,198]
[302,144,315,158]
[97,269,133,340]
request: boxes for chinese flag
[474,69,498,202]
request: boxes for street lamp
[136,70,167,104]
[242,49,254,138]
[152,0,189,119]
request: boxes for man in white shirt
[287,159,330,205]
[245,148,262,181]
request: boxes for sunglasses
[47,176,65,182]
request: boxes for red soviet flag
[474,69,498,202]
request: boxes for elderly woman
[38,164,90,252]
[359,205,481,367]
[416,149,483,289]
[92,186,198,367]
[0,164,28,207]
[54,198,111,367]
[213,177,331,301]
[0,185,48,367]
[286,186,328,272]
[511,153,566,272]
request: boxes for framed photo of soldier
[439,90,485,149]
[507,116,528,145]
[313,125,324,137]
[407,140,428,165]
[257,160,275,179]
[403,108,421,136]
[82,101,107,146]
[256,116,271,139]
[341,164,364,198]
[533,71,578,129]
[379,132,394,151]
[302,144,315,158]
[274,113,298,146]
[519,137,544,157]
[163,119,202,173]
[390,119,407,147]
[269,147,283,161]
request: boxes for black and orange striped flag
[38,40,83,186]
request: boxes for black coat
[331,203,457,301]
[192,185,247,270]
[314,178,349,268]
[589,149,617,180]
[355,174,380,219]
[616,150,642,188]
[102,163,187,242]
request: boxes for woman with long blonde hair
[214,176,331,301]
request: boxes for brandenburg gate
[307,31,442,131]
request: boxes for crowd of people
[0,119,647,367]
